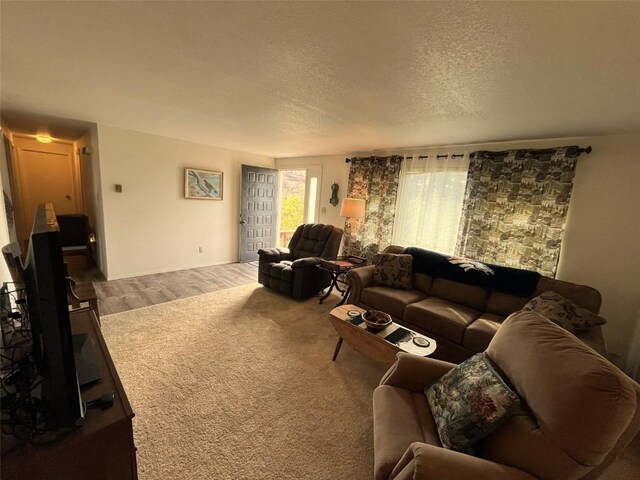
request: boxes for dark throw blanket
[405,247,540,298]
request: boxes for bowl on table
[362,310,392,331]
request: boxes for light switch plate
[115,184,123,193]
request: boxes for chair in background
[56,214,95,264]
[1,241,99,322]
[373,311,640,480]
[1,242,25,285]
[257,223,343,300]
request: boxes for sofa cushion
[267,261,294,282]
[485,291,530,317]
[425,353,520,452]
[373,385,441,480]
[464,314,505,353]
[361,286,426,320]
[373,253,413,290]
[523,290,606,333]
[429,278,489,311]
[404,297,481,344]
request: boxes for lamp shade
[340,198,366,219]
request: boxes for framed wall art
[184,168,223,200]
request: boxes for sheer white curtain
[392,153,469,254]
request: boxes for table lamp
[340,198,365,220]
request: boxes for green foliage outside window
[280,194,304,231]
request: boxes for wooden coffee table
[329,304,437,365]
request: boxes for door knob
[66,195,71,200]
[239,219,246,225]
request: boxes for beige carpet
[101,284,387,480]
[101,283,640,480]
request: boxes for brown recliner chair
[373,311,640,480]
[257,223,343,300]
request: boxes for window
[392,153,469,255]
[306,177,318,223]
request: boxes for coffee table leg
[332,337,344,361]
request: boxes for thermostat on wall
[115,184,123,193]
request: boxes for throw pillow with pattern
[425,353,520,452]
[522,291,606,333]
[372,253,413,290]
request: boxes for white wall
[279,134,640,367]
[557,134,640,369]
[275,155,349,229]
[97,126,274,279]
[1,132,17,245]
[0,130,13,284]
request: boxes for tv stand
[1,310,138,480]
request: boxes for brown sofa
[346,245,606,362]
[373,311,640,480]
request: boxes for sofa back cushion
[480,311,639,479]
[288,224,343,259]
[535,276,602,313]
[430,278,489,311]
[413,273,433,294]
[485,291,531,317]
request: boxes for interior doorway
[8,134,83,249]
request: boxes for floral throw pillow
[425,353,520,452]
[372,253,413,290]
[522,291,606,333]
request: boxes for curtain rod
[345,146,592,163]
[475,145,592,158]
[344,155,403,163]
[344,154,463,163]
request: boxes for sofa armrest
[345,265,374,305]
[380,352,456,392]
[257,247,291,263]
[390,442,536,480]
[291,257,321,269]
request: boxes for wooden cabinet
[1,310,137,480]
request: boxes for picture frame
[184,168,223,200]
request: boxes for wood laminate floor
[66,257,258,316]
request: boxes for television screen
[23,203,84,429]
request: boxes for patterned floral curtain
[455,147,580,277]
[343,156,402,261]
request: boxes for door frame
[8,133,83,249]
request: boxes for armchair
[257,223,343,300]
[373,311,640,480]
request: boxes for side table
[317,256,365,306]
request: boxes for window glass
[392,154,469,254]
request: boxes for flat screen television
[22,203,84,429]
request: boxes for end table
[316,256,366,306]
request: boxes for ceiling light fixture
[36,135,53,144]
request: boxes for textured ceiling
[2,1,640,157]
